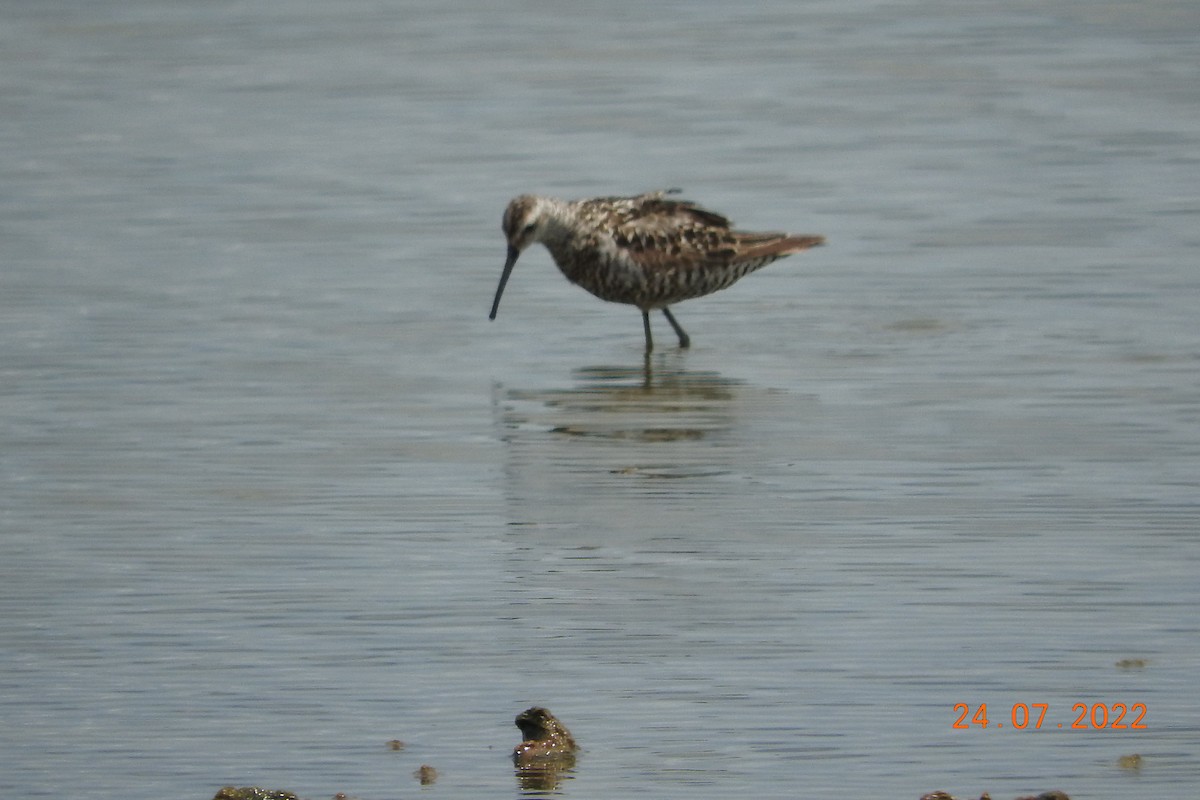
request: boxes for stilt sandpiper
[489,189,824,351]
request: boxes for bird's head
[491,195,554,320]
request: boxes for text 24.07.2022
[953,702,1147,730]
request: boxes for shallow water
[3,1,1199,798]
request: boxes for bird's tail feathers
[737,233,825,261]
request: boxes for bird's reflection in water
[498,356,743,447]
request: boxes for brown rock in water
[414,764,438,785]
[512,706,578,790]
[212,788,298,800]
[922,792,1067,800]
[512,706,577,765]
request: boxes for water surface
[3,1,1198,798]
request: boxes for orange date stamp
[953,702,1147,730]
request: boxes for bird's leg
[642,310,654,352]
[661,307,690,349]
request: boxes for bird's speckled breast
[545,234,648,307]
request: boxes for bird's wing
[576,192,821,271]
[579,193,740,269]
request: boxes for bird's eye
[522,222,537,235]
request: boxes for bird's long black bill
[489,245,520,320]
